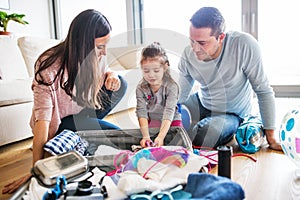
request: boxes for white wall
[0,0,53,38]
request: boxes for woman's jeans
[181,93,242,148]
[56,75,127,134]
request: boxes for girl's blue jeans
[56,75,127,134]
[181,93,242,148]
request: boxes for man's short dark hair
[190,7,225,37]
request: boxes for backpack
[235,116,265,154]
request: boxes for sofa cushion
[109,68,142,114]
[107,45,144,70]
[0,102,33,146]
[0,36,29,80]
[106,51,125,71]
[0,78,33,107]
[18,36,60,77]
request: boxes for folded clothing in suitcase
[76,127,192,169]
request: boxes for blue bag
[235,116,265,154]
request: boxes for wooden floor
[210,143,300,200]
[0,137,33,200]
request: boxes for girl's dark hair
[190,7,225,38]
[34,9,112,108]
[140,42,169,67]
[140,42,178,89]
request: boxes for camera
[65,180,103,200]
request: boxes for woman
[2,9,127,194]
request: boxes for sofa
[0,35,145,146]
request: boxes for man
[178,7,281,150]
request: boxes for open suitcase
[10,127,192,199]
[77,126,193,170]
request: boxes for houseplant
[0,10,28,35]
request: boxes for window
[258,0,300,86]
[57,0,127,40]
[143,0,242,37]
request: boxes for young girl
[136,42,182,148]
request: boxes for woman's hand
[2,173,31,194]
[105,71,120,91]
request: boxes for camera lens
[76,180,93,195]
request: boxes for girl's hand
[105,72,120,91]
[140,138,151,148]
[154,136,164,147]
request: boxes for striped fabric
[44,129,87,155]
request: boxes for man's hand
[265,129,282,151]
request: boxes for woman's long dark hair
[34,9,112,108]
